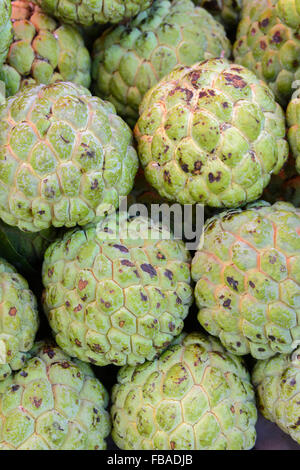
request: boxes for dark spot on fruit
[141,264,157,278]
[113,244,129,253]
[121,259,134,267]
[9,307,17,317]
[78,279,88,291]
[164,269,173,280]
[223,72,247,89]
[223,299,231,309]
[227,276,239,291]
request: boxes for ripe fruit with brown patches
[135,58,288,208]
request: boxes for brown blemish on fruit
[74,304,82,312]
[121,259,134,267]
[78,279,88,290]
[9,307,17,316]
[32,397,43,408]
[223,73,247,89]
[113,244,129,253]
[226,276,239,291]
[75,339,82,347]
[164,269,173,280]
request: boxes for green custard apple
[193,0,242,29]
[0,81,138,232]
[0,0,91,97]
[31,0,154,26]
[111,331,257,450]
[0,341,111,449]
[192,201,300,359]
[252,347,300,445]
[0,258,39,381]
[0,0,12,65]
[233,0,300,107]
[92,0,231,126]
[42,212,193,367]
[134,58,289,208]
[287,87,300,174]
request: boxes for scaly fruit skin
[252,347,300,444]
[233,0,300,107]
[111,332,257,450]
[92,0,231,126]
[192,201,300,359]
[287,88,300,175]
[42,212,193,367]
[0,258,39,381]
[193,0,242,29]
[0,220,59,277]
[0,341,111,449]
[32,0,153,26]
[263,156,300,207]
[0,0,91,97]
[0,0,12,65]
[0,81,138,232]
[135,58,289,208]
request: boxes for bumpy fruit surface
[234,0,300,107]
[287,88,300,175]
[0,0,91,97]
[0,81,138,232]
[92,0,231,126]
[0,220,58,277]
[0,258,39,381]
[32,0,153,26]
[192,201,300,359]
[0,0,12,65]
[0,341,111,449]
[42,212,193,367]
[193,0,242,28]
[253,347,300,444]
[135,58,288,208]
[111,332,257,450]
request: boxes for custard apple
[252,347,300,445]
[134,58,289,208]
[42,212,193,367]
[0,81,138,232]
[0,341,111,449]
[0,0,12,65]
[92,0,231,126]
[233,0,300,107]
[193,0,242,29]
[111,331,257,450]
[0,0,91,98]
[192,201,300,359]
[0,220,59,277]
[287,87,300,175]
[263,157,300,207]
[0,258,39,382]
[31,0,154,26]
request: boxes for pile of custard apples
[0,0,299,451]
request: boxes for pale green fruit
[192,201,300,359]
[31,0,154,26]
[111,332,257,450]
[92,0,231,126]
[0,81,138,232]
[0,341,111,449]
[253,347,300,445]
[0,0,91,97]
[0,258,39,381]
[42,212,193,367]
[135,58,289,208]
